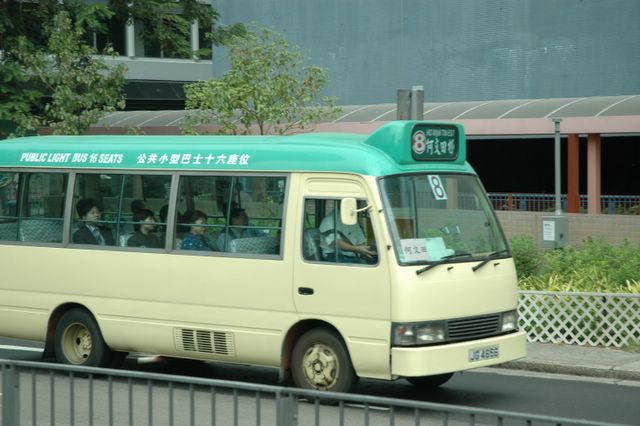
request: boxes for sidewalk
[497,342,640,382]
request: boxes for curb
[498,359,640,382]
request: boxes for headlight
[392,322,446,346]
[501,310,519,332]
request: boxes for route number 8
[428,175,448,200]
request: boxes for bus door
[292,176,391,379]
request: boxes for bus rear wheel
[54,308,113,367]
[291,328,357,393]
[406,372,454,389]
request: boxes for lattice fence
[518,291,640,348]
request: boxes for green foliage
[1,0,243,137]
[623,340,640,353]
[0,60,42,138]
[510,235,542,278]
[514,237,640,293]
[182,26,341,135]
[8,12,126,135]
[108,0,244,59]
[1,0,242,60]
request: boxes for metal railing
[0,359,617,426]
[488,193,640,214]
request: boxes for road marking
[0,344,43,352]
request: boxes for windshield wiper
[415,252,472,275]
[471,249,511,272]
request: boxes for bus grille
[447,314,501,341]
[175,328,235,356]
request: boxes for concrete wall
[496,211,640,248]
[215,0,640,105]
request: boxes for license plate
[468,345,499,362]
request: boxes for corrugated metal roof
[94,95,640,134]
[90,95,640,137]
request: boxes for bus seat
[230,236,278,254]
[19,219,63,243]
[0,221,19,241]
[303,228,322,261]
[119,233,134,247]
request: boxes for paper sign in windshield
[400,237,453,262]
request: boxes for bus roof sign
[363,121,466,166]
[410,123,459,161]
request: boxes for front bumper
[391,331,526,377]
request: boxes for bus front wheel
[54,308,113,367]
[406,372,454,389]
[291,328,357,393]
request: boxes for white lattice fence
[518,291,640,347]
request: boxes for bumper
[391,331,526,377]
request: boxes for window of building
[140,15,191,59]
[198,27,212,60]
[94,16,127,55]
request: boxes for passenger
[130,199,145,215]
[216,207,263,251]
[157,204,169,241]
[180,210,215,251]
[73,198,115,245]
[319,204,375,263]
[127,209,162,248]
[159,204,169,225]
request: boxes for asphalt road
[1,338,639,425]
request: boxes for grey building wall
[214,0,640,105]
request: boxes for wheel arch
[43,302,94,359]
[279,319,350,383]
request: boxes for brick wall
[496,211,640,248]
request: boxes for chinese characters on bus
[411,125,459,161]
[18,151,251,167]
[135,153,250,166]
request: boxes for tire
[54,308,113,367]
[291,328,357,393]
[406,372,454,389]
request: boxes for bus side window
[176,175,286,255]
[304,198,377,265]
[20,173,67,243]
[72,174,118,247]
[0,172,19,241]
[72,173,171,249]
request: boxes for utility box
[541,215,568,249]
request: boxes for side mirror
[340,197,358,226]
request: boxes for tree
[182,26,340,135]
[0,0,242,60]
[0,0,244,137]
[5,12,127,135]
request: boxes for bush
[510,235,542,278]
[513,237,640,293]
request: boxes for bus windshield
[379,173,509,265]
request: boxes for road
[1,337,639,425]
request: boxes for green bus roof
[0,121,473,176]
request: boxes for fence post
[2,363,20,426]
[276,390,298,426]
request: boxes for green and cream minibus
[0,121,525,392]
